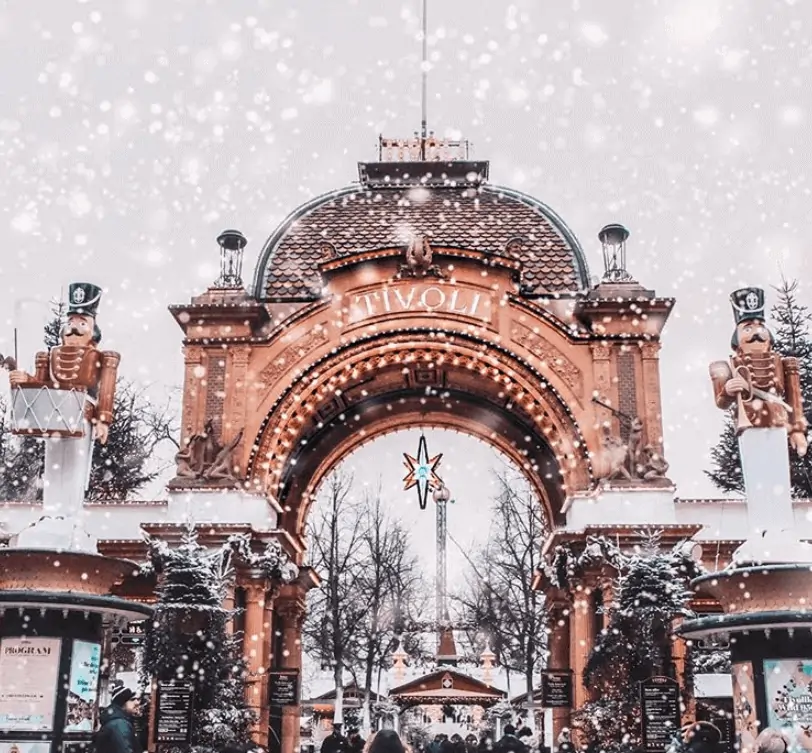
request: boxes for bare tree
[353,482,426,731]
[303,469,369,725]
[454,469,547,727]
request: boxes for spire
[420,0,428,159]
[436,625,459,666]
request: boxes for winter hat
[111,686,136,706]
[504,726,517,737]
[368,730,406,753]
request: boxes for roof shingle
[256,183,589,300]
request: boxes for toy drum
[10,386,87,438]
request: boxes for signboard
[268,670,300,707]
[640,676,681,753]
[0,742,51,753]
[155,681,194,744]
[540,670,572,708]
[0,637,61,731]
[764,658,812,753]
[732,662,759,753]
[64,641,102,732]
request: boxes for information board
[540,670,573,708]
[268,670,300,707]
[155,681,194,744]
[0,637,62,731]
[640,676,681,753]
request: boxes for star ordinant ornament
[403,433,443,510]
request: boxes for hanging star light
[403,433,444,510]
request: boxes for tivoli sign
[348,283,490,324]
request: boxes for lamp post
[215,229,247,288]
[598,223,632,283]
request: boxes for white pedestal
[735,427,812,564]
[15,425,97,552]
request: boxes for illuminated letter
[420,287,446,311]
[447,289,469,315]
[393,287,417,310]
[354,292,378,317]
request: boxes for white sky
[3,0,812,535]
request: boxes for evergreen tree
[706,278,812,497]
[142,528,255,753]
[574,533,699,752]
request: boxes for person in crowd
[556,728,575,753]
[465,734,479,753]
[95,687,142,753]
[755,729,789,753]
[478,731,495,753]
[366,729,407,753]
[429,736,444,753]
[450,735,466,753]
[322,724,347,753]
[347,729,366,753]
[496,724,528,753]
[517,728,534,753]
[682,722,722,753]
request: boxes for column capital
[590,342,612,360]
[277,598,307,628]
[639,341,662,359]
[184,344,204,364]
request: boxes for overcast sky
[3,0,812,542]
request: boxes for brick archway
[248,330,591,543]
[168,155,675,753]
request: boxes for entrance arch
[168,153,674,753]
[247,330,591,541]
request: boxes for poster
[540,671,572,708]
[764,658,812,752]
[64,641,102,732]
[0,637,61,731]
[732,662,759,753]
[640,676,681,753]
[0,742,51,753]
[155,680,194,744]
[268,670,299,707]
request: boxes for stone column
[225,345,251,468]
[570,581,596,708]
[639,342,665,450]
[547,601,571,740]
[277,597,306,753]
[244,582,269,744]
[600,578,614,632]
[671,617,690,724]
[180,345,205,445]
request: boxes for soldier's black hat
[730,287,765,325]
[67,282,103,318]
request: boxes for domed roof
[252,176,590,301]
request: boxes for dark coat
[496,735,528,753]
[95,705,140,753]
[321,733,347,753]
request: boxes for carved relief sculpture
[709,287,807,454]
[592,398,670,484]
[397,233,446,279]
[174,418,244,485]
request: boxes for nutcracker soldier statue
[8,282,120,551]
[709,287,812,563]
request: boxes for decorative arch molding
[247,330,593,538]
[285,395,566,541]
